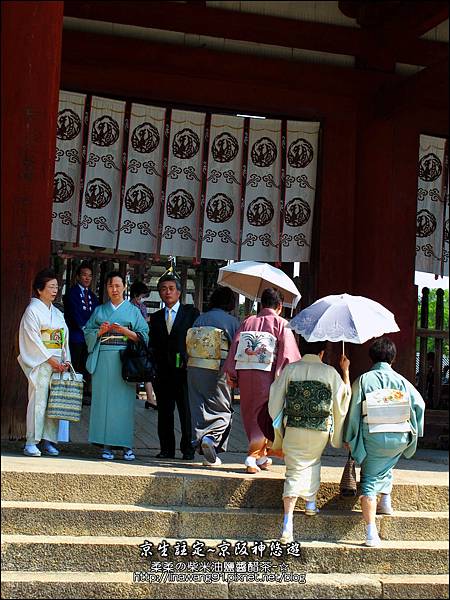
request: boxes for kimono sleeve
[343,375,366,464]
[268,363,292,420]
[83,307,102,354]
[223,324,243,380]
[274,325,301,377]
[18,308,52,369]
[132,308,149,345]
[330,373,351,448]
[408,382,425,437]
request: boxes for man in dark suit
[150,273,200,460]
[63,261,99,404]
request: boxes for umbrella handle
[342,340,345,356]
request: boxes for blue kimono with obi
[344,362,425,497]
[84,300,149,448]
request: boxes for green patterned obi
[285,380,332,431]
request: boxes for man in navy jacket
[64,262,99,401]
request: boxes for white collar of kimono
[165,300,180,318]
[31,297,53,311]
[110,300,125,311]
[78,283,89,292]
[302,354,323,363]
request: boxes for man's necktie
[166,308,173,334]
[84,288,90,309]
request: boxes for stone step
[2,456,448,512]
[1,571,449,599]
[2,535,448,576]
[2,501,448,542]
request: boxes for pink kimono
[224,308,301,459]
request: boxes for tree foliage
[417,288,449,355]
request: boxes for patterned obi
[99,334,128,346]
[187,326,229,371]
[41,328,64,349]
[362,388,411,433]
[235,331,277,372]
[285,380,332,431]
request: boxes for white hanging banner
[282,121,320,262]
[51,91,87,243]
[415,135,449,276]
[160,110,205,258]
[201,115,244,260]
[78,96,126,249]
[117,104,166,253]
[241,118,282,262]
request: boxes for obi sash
[285,380,333,431]
[41,328,64,349]
[99,334,128,346]
[187,326,229,371]
[235,331,277,372]
[362,388,411,433]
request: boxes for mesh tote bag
[47,364,84,422]
[340,451,358,496]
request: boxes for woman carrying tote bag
[18,268,71,457]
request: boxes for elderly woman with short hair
[344,337,425,547]
[18,268,71,457]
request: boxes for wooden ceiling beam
[374,57,449,118]
[63,1,447,67]
[378,1,449,38]
[60,30,389,96]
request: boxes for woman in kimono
[84,271,149,461]
[344,337,425,547]
[268,339,351,543]
[18,268,71,457]
[187,286,240,467]
[224,288,301,474]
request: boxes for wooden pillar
[1,1,64,438]
[433,288,444,408]
[351,112,419,382]
[315,116,357,371]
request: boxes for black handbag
[120,333,156,383]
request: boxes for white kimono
[269,354,351,499]
[18,298,71,444]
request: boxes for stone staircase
[1,451,449,599]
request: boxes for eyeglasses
[46,285,59,290]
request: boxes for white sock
[245,456,257,468]
[305,499,316,511]
[378,494,391,508]
[283,514,293,532]
[366,523,378,538]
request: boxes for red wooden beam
[61,32,373,118]
[379,1,449,38]
[63,0,447,67]
[61,30,398,99]
[374,57,449,118]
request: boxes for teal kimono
[344,362,425,497]
[84,300,149,448]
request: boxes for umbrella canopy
[217,261,301,308]
[289,293,400,344]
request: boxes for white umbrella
[289,293,400,349]
[217,261,301,308]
